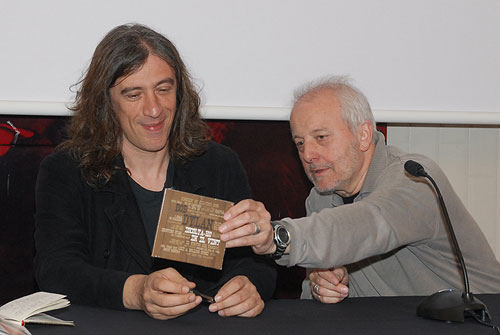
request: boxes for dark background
[0,116,313,304]
[0,116,386,304]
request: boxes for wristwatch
[269,221,291,260]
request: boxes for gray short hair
[293,76,376,140]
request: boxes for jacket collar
[359,131,388,196]
[325,131,387,205]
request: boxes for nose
[143,92,161,118]
[302,141,319,164]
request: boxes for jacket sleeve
[277,159,443,269]
[34,152,129,309]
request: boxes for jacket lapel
[173,161,203,194]
[100,160,152,273]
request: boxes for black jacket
[34,142,276,309]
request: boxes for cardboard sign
[151,189,233,270]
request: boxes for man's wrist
[266,221,291,260]
[265,243,277,255]
[123,274,146,310]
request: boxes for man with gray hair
[219,76,500,302]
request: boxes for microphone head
[404,160,427,177]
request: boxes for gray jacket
[277,132,500,297]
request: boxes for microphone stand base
[417,289,490,322]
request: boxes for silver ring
[252,222,261,235]
[314,284,319,295]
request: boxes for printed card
[152,189,233,270]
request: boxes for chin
[314,184,332,193]
[145,140,168,151]
[137,144,166,153]
[313,180,341,194]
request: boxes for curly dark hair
[60,23,210,187]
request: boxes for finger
[212,276,244,305]
[310,273,348,296]
[235,301,265,317]
[151,268,196,294]
[220,210,271,239]
[313,280,348,296]
[220,214,261,241]
[310,270,336,288]
[216,296,264,317]
[337,267,349,285]
[209,291,241,314]
[147,295,202,319]
[151,275,194,294]
[332,267,348,281]
[312,284,348,299]
[220,218,272,250]
[219,201,273,252]
[222,199,259,221]
[313,290,346,304]
[220,201,270,235]
[317,269,341,285]
[160,267,194,285]
[151,291,197,308]
[211,287,263,317]
[209,276,262,317]
[311,281,347,304]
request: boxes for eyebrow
[292,128,330,138]
[120,78,175,95]
[311,128,329,133]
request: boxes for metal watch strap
[268,221,290,260]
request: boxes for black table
[28,295,500,335]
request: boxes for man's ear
[357,121,373,152]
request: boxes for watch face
[277,226,290,244]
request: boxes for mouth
[310,166,329,176]
[142,120,164,132]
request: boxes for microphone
[404,160,490,322]
[403,160,427,177]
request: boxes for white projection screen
[0,0,499,123]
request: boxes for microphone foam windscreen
[404,160,425,177]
